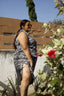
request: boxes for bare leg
[20,64,32,96]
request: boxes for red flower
[48,50,56,58]
[36,52,43,57]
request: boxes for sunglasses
[25,23,32,27]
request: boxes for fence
[0,17,55,51]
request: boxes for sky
[0,0,64,23]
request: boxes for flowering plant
[54,0,64,15]
[34,23,64,96]
[36,49,43,57]
[34,1,64,95]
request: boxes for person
[14,19,37,96]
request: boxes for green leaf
[62,8,64,11]
[50,78,57,86]
[55,4,62,8]
[8,78,16,96]
[2,89,7,96]
[56,54,62,60]
[62,26,64,29]
[57,89,63,96]
[57,10,63,16]
[45,61,51,66]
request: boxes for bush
[34,23,64,96]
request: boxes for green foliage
[0,75,20,96]
[54,0,64,15]
[28,93,48,96]
[25,0,37,21]
[34,22,64,96]
[1,88,8,96]
[51,19,63,24]
[50,78,57,86]
[8,78,17,96]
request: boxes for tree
[26,0,38,21]
[49,19,64,24]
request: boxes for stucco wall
[0,52,16,83]
[0,52,45,84]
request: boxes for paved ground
[28,84,35,95]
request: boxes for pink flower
[48,50,56,58]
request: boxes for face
[22,22,32,32]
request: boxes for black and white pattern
[14,29,37,85]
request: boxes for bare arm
[17,32,33,69]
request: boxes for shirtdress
[14,29,37,85]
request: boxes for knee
[23,74,31,83]
[21,76,31,86]
[22,64,32,84]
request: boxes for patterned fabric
[14,29,37,85]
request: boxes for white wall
[0,52,16,83]
[0,52,45,85]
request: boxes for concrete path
[28,84,35,95]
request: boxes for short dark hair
[20,19,30,29]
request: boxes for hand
[30,60,34,71]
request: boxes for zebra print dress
[14,29,37,85]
